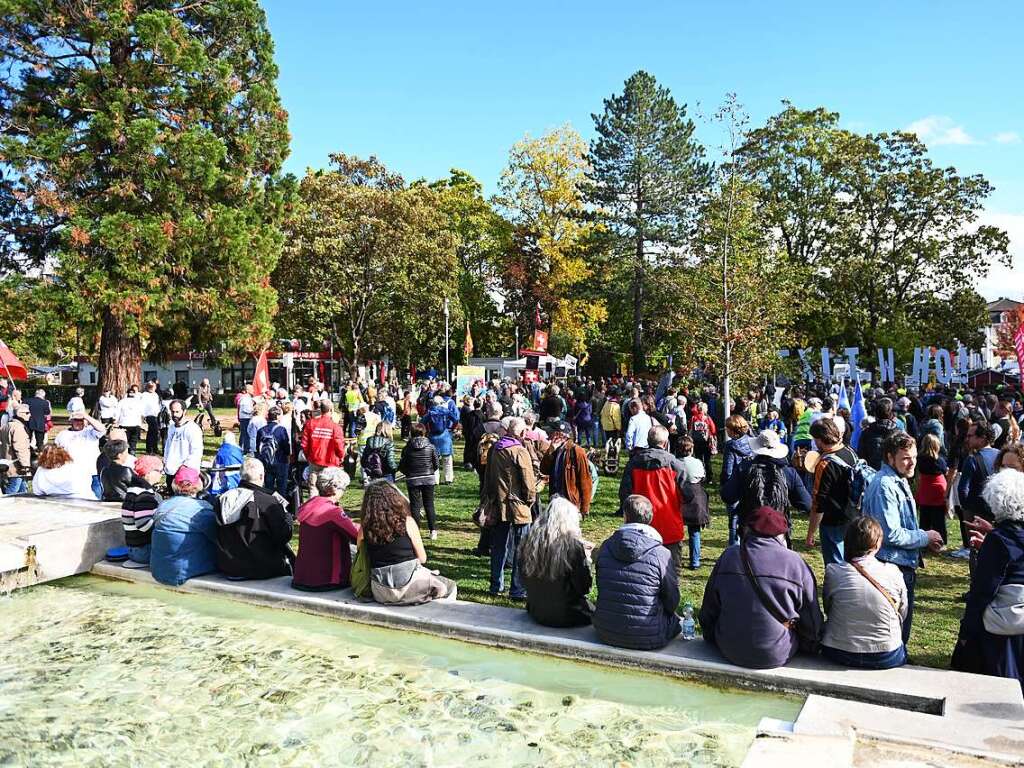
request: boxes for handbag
[740,542,819,653]
[983,583,1024,636]
[350,537,371,598]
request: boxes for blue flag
[837,378,850,411]
[850,377,867,451]
[655,369,675,410]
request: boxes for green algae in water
[0,576,800,767]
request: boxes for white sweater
[163,419,204,474]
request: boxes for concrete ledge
[91,561,1024,761]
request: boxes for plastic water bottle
[681,603,696,641]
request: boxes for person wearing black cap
[700,505,823,669]
[540,420,594,517]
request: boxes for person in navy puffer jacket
[593,494,681,650]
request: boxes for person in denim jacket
[861,430,944,645]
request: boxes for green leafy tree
[0,0,291,394]
[429,170,510,359]
[742,105,1009,363]
[275,154,460,374]
[585,71,711,371]
[494,125,605,356]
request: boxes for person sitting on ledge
[292,467,359,591]
[592,494,680,650]
[359,480,456,605]
[150,466,217,586]
[100,439,138,502]
[31,444,97,500]
[518,495,593,628]
[120,455,165,566]
[821,516,908,669]
[213,457,295,580]
[700,506,822,669]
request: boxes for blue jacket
[210,442,244,496]
[862,463,928,569]
[958,447,998,517]
[424,404,457,456]
[593,525,681,650]
[151,495,218,586]
[719,437,753,487]
[963,522,1024,637]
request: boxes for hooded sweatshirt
[213,480,295,579]
[593,525,680,650]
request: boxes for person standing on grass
[861,430,944,646]
[424,395,458,485]
[720,414,753,547]
[541,420,594,518]
[66,387,86,416]
[301,399,346,494]
[236,384,255,453]
[117,384,144,454]
[481,417,536,600]
[140,381,162,454]
[163,399,204,493]
[255,406,291,497]
[24,388,51,451]
[399,422,440,539]
[0,403,32,495]
[805,417,860,566]
[915,433,949,545]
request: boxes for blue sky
[262,0,1022,299]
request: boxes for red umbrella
[0,341,28,381]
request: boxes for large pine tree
[0,0,291,394]
[585,71,710,372]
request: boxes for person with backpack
[720,415,753,547]
[399,423,440,539]
[721,429,810,548]
[424,395,458,484]
[689,402,717,481]
[858,398,900,471]
[361,421,398,483]
[862,431,945,646]
[805,417,865,566]
[255,406,291,497]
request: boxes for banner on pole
[455,365,485,398]
[1014,323,1024,377]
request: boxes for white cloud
[904,115,979,146]
[995,131,1021,145]
[974,210,1023,301]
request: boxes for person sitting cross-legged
[700,506,823,669]
[593,494,681,650]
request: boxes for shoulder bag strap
[740,543,796,629]
[850,560,901,625]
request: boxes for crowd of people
[3,369,1024,690]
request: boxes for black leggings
[408,483,437,531]
[919,504,948,545]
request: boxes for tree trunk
[97,308,141,398]
[632,235,645,373]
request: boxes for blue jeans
[3,476,27,495]
[128,544,151,564]
[577,423,596,448]
[820,524,846,567]
[239,418,251,452]
[688,526,702,568]
[490,521,530,598]
[91,475,102,500]
[264,461,289,496]
[822,644,907,670]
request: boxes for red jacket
[301,414,345,467]
[618,447,688,545]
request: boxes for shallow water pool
[0,576,801,767]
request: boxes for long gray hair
[518,495,584,582]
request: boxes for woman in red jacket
[916,433,949,544]
[292,466,359,591]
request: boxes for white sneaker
[430,530,438,540]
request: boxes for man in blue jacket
[862,430,943,645]
[593,494,681,650]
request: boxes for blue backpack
[821,452,877,512]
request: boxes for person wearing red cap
[150,465,217,586]
[700,505,823,669]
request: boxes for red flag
[0,340,28,381]
[1014,322,1024,378]
[252,350,270,396]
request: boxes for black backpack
[361,445,385,479]
[740,460,790,518]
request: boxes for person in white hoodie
[163,399,204,491]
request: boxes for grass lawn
[194,422,968,669]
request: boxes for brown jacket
[0,418,31,478]
[482,438,537,525]
[541,442,594,516]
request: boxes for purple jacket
[699,535,823,669]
